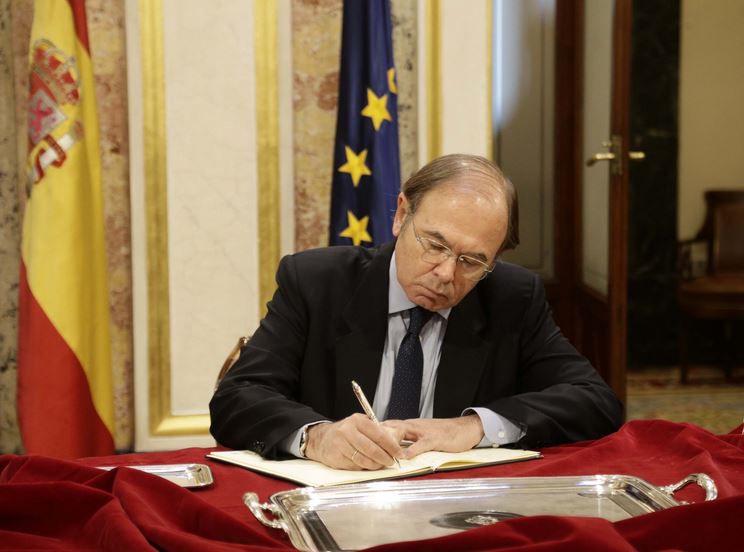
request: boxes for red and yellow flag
[18,0,114,458]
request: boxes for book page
[207,447,539,487]
[208,450,425,486]
[406,448,540,472]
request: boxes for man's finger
[350,446,393,470]
[356,419,404,461]
[381,420,419,443]
[354,433,401,468]
[401,438,431,459]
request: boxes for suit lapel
[434,288,489,418]
[334,242,395,418]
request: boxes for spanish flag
[18,0,114,458]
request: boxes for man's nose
[432,255,457,282]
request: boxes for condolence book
[207,447,541,487]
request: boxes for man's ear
[391,193,408,237]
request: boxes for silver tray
[96,463,214,488]
[245,473,716,551]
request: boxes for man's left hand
[382,414,484,459]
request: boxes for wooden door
[555,0,632,406]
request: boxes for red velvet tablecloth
[1,419,743,551]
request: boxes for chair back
[215,336,250,391]
[692,190,744,275]
[713,202,744,272]
[676,190,744,383]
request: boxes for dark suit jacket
[210,242,623,457]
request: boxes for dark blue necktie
[386,306,434,420]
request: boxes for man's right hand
[304,413,404,470]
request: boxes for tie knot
[408,306,434,336]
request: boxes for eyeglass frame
[409,216,494,281]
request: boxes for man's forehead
[414,188,507,257]
[416,179,507,216]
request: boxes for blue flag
[329,0,401,247]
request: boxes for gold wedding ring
[351,449,359,462]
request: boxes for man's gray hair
[401,154,519,252]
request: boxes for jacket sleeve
[209,254,330,458]
[486,273,624,448]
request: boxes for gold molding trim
[140,0,206,436]
[426,0,442,161]
[255,0,281,315]
[486,0,494,160]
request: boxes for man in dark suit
[210,154,623,470]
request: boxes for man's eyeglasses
[410,217,493,281]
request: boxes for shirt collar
[388,251,451,319]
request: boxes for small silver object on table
[96,463,214,488]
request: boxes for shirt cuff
[463,407,524,447]
[280,421,331,458]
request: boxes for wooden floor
[626,365,744,434]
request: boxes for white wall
[678,0,744,239]
[418,0,555,278]
[493,0,555,277]
[127,0,293,450]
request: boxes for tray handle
[243,492,287,530]
[660,473,718,502]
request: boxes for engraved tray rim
[246,474,713,551]
[96,463,214,488]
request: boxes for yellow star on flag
[339,211,373,246]
[387,68,397,94]
[338,146,372,186]
[361,88,392,131]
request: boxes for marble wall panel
[87,0,133,452]
[627,1,681,365]
[0,0,22,454]
[391,0,419,183]
[292,0,418,251]
[292,0,342,251]
[10,0,31,190]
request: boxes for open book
[207,447,541,487]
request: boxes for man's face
[392,179,508,311]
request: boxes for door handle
[587,151,645,166]
[586,137,619,170]
[586,152,616,166]
[586,135,646,175]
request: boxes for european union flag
[329,0,400,247]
